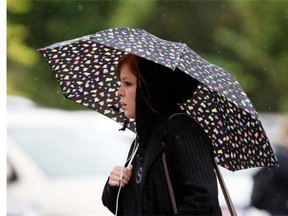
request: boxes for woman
[102,54,222,215]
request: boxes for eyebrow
[121,76,134,81]
[120,77,128,81]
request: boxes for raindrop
[78,3,83,11]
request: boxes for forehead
[119,63,136,80]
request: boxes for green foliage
[212,1,288,111]
[7,0,32,14]
[7,0,288,112]
[107,0,156,27]
[7,0,156,109]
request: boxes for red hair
[116,54,156,112]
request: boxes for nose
[117,85,124,98]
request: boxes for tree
[212,1,288,112]
[7,0,156,109]
[7,0,288,112]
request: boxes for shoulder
[165,113,213,156]
[168,113,200,130]
[167,113,207,139]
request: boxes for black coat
[251,145,288,215]
[102,114,222,215]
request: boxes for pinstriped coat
[102,114,222,215]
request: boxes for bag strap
[214,160,238,216]
[162,151,178,215]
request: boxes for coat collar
[140,117,168,183]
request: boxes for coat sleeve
[102,178,124,215]
[250,168,272,210]
[102,139,137,215]
[166,115,221,215]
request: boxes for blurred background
[6,0,288,215]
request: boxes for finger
[108,176,130,188]
[108,166,131,187]
[109,166,123,178]
[111,167,132,181]
[121,167,133,178]
[108,170,120,187]
[108,177,122,187]
[119,178,130,187]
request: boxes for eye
[124,81,132,87]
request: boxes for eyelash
[123,81,132,87]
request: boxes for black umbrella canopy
[38,27,278,171]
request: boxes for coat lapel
[141,118,168,184]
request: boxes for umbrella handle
[214,160,238,216]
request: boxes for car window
[8,126,132,177]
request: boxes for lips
[120,102,127,108]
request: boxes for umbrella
[38,27,278,171]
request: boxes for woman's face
[117,63,137,119]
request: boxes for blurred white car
[7,96,134,216]
[7,96,283,216]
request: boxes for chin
[124,112,135,120]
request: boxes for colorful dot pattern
[39,27,278,171]
[178,47,256,115]
[91,28,185,71]
[39,37,136,131]
[180,84,277,170]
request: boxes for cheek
[132,87,137,104]
[130,87,136,109]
